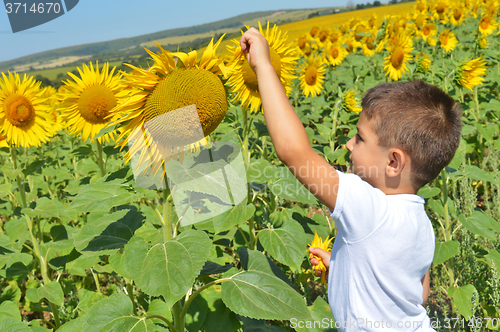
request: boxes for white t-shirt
[328,170,436,331]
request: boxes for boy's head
[354,80,462,190]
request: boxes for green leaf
[239,317,288,332]
[58,316,85,332]
[0,183,13,197]
[246,159,273,183]
[147,299,172,325]
[76,288,105,315]
[0,318,31,332]
[30,197,75,221]
[0,301,21,321]
[269,167,317,205]
[417,185,441,199]
[74,207,144,254]
[295,297,337,332]
[485,249,500,273]
[125,229,211,308]
[82,293,160,332]
[23,159,45,176]
[448,284,476,320]
[25,281,64,306]
[463,165,496,183]
[460,211,500,241]
[186,295,208,332]
[204,299,241,332]
[221,269,311,320]
[433,241,459,266]
[258,219,309,271]
[68,178,142,213]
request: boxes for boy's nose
[346,137,354,152]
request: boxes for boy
[240,28,462,331]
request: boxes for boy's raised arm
[240,28,340,211]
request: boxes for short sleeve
[330,170,389,243]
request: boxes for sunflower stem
[96,140,106,177]
[241,108,256,249]
[124,278,137,315]
[162,173,173,242]
[10,146,27,209]
[172,301,184,331]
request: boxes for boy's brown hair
[361,80,462,188]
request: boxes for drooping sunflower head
[439,29,459,52]
[113,36,228,174]
[478,15,497,35]
[298,55,327,97]
[342,90,362,113]
[0,72,55,147]
[416,53,432,73]
[226,22,298,113]
[58,62,131,143]
[455,56,488,90]
[308,231,333,285]
[450,4,467,25]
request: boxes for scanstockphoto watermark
[290,318,432,330]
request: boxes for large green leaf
[0,301,21,321]
[221,268,311,320]
[81,293,161,332]
[459,211,500,240]
[462,165,496,183]
[195,202,255,234]
[258,219,309,271]
[246,159,274,183]
[124,229,211,308]
[0,318,31,332]
[239,317,288,332]
[74,207,144,253]
[68,178,142,213]
[485,249,500,273]
[433,241,459,266]
[269,167,318,205]
[25,281,64,306]
[417,185,441,199]
[448,284,476,320]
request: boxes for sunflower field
[0,0,500,331]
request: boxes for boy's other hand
[309,247,331,277]
[240,28,272,73]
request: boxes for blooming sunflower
[308,231,333,285]
[316,29,330,46]
[342,90,362,113]
[0,72,55,147]
[439,29,459,52]
[329,28,342,43]
[296,35,311,56]
[383,35,413,81]
[415,0,428,12]
[113,37,228,175]
[420,22,437,41]
[450,4,467,26]
[478,15,497,35]
[298,55,326,97]
[58,62,131,143]
[455,57,488,90]
[226,22,298,113]
[326,42,347,66]
[310,26,320,38]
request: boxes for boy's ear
[386,148,406,177]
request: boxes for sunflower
[41,85,64,135]
[310,26,320,38]
[308,231,333,285]
[362,34,376,57]
[296,35,311,55]
[439,29,459,52]
[416,53,432,73]
[384,35,413,81]
[316,29,330,46]
[298,55,327,97]
[58,62,130,143]
[455,57,488,90]
[329,28,342,43]
[226,22,298,113]
[433,0,449,20]
[477,35,489,48]
[0,72,55,147]
[112,37,228,176]
[450,4,467,26]
[342,90,362,113]
[420,22,437,41]
[326,42,347,66]
[478,15,497,35]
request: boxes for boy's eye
[356,134,363,142]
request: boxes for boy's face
[345,112,390,188]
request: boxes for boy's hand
[309,247,331,279]
[240,28,272,73]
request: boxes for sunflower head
[342,90,362,113]
[326,43,347,66]
[439,29,459,52]
[0,72,55,147]
[298,55,327,97]
[416,53,432,73]
[226,22,298,113]
[308,231,333,285]
[478,15,497,35]
[477,35,489,48]
[455,56,488,90]
[113,36,229,178]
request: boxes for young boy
[240,28,462,331]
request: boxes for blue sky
[0,0,354,62]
